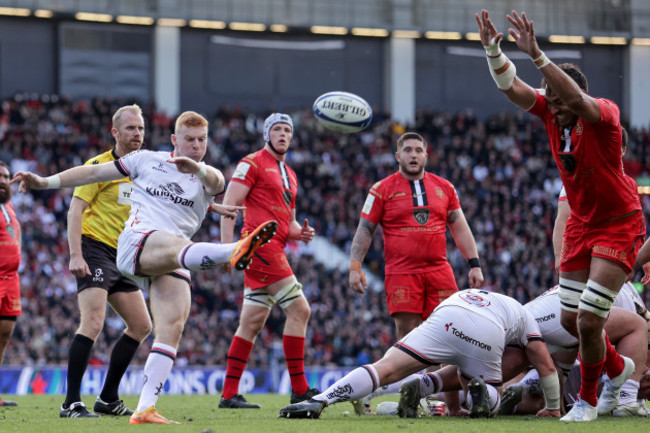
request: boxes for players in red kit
[0,160,20,407]
[477,9,644,421]
[218,113,319,408]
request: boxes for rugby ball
[313,91,373,133]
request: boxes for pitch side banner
[0,366,355,395]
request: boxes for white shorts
[396,306,505,384]
[116,228,191,290]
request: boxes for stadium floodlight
[590,36,627,45]
[549,35,586,44]
[34,9,53,18]
[229,22,266,32]
[465,32,481,41]
[425,31,462,40]
[311,26,348,35]
[0,7,30,16]
[189,19,226,29]
[392,30,421,38]
[75,12,112,22]
[351,27,389,37]
[631,38,650,46]
[158,18,186,27]
[117,15,154,26]
[270,24,288,32]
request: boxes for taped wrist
[46,174,61,189]
[195,162,208,179]
[484,37,516,90]
[540,371,560,410]
[532,51,551,69]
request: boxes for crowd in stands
[2,93,650,369]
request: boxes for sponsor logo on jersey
[593,245,627,262]
[535,313,555,323]
[413,209,429,225]
[447,326,491,351]
[93,268,104,283]
[152,162,168,173]
[435,187,444,198]
[145,183,195,207]
[459,291,491,307]
[362,194,375,215]
[233,162,251,180]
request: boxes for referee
[60,104,152,418]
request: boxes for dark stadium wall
[179,30,385,116]
[415,39,626,119]
[0,17,57,98]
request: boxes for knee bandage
[579,279,618,318]
[558,278,586,313]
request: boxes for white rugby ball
[313,91,373,133]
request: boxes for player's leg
[0,314,17,407]
[219,299,271,409]
[96,283,151,415]
[61,286,107,418]
[130,274,188,424]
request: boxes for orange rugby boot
[229,220,278,270]
[129,406,180,424]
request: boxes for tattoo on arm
[350,219,377,262]
[447,209,460,224]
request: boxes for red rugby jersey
[230,148,297,246]
[529,92,640,224]
[0,202,21,278]
[361,171,460,274]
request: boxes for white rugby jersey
[436,289,542,348]
[613,281,646,315]
[114,150,213,239]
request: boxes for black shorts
[75,235,140,294]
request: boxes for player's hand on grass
[535,407,560,418]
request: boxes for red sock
[222,336,253,399]
[578,355,605,407]
[603,334,624,378]
[283,335,309,395]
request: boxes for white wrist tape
[484,38,516,90]
[540,371,560,410]
[532,51,551,69]
[195,162,208,179]
[45,174,61,189]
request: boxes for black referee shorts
[75,235,140,294]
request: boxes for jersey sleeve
[361,181,384,225]
[230,154,258,188]
[115,149,147,179]
[522,309,544,345]
[526,90,548,118]
[445,180,461,211]
[73,157,101,203]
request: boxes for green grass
[1,394,650,432]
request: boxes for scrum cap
[263,113,293,143]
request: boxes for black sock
[64,334,94,407]
[99,334,140,403]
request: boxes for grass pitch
[1,394,650,433]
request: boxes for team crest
[575,121,583,135]
[435,187,444,198]
[283,190,293,207]
[413,209,429,225]
[559,153,576,172]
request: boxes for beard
[0,186,11,204]
[399,162,425,176]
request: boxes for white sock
[135,342,176,413]
[520,369,541,394]
[466,383,500,415]
[177,242,236,271]
[370,373,422,398]
[318,365,379,406]
[619,379,640,405]
[420,372,442,396]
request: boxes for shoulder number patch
[362,194,375,215]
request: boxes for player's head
[172,111,209,162]
[395,132,427,178]
[112,104,145,155]
[263,112,293,155]
[0,160,11,204]
[541,63,588,128]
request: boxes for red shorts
[244,241,294,290]
[0,276,21,317]
[385,265,458,320]
[560,211,646,274]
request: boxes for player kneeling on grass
[278,289,560,419]
[12,111,278,424]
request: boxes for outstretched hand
[10,171,47,192]
[506,10,542,58]
[209,202,245,219]
[168,156,201,175]
[475,9,503,48]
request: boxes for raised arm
[447,208,484,288]
[349,217,378,294]
[506,10,601,123]
[476,9,537,110]
[11,161,124,192]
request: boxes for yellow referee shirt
[73,149,133,249]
